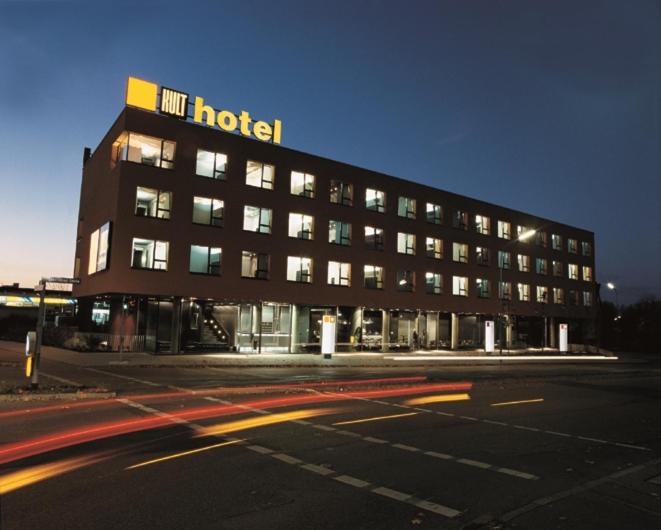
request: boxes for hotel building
[72,80,597,353]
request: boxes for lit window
[517,283,530,302]
[568,263,579,280]
[582,241,592,256]
[397,233,416,255]
[583,291,593,307]
[288,213,314,240]
[241,251,269,279]
[499,281,512,300]
[517,254,530,272]
[196,149,227,180]
[552,234,562,251]
[287,256,312,283]
[452,276,468,296]
[517,225,533,241]
[365,226,384,250]
[426,237,443,259]
[536,286,548,304]
[453,210,468,230]
[453,243,469,263]
[552,260,563,277]
[291,171,315,198]
[189,245,221,275]
[425,272,442,295]
[568,238,578,254]
[330,180,353,206]
[475,215,491,235]
[497,220,511,240]
[397,197,416,219]
[476,278,490,298]
[112,132,175,169]
[498,251,511,269]
[396,270,415,292]
[243,205,272,234]
[535,258,548,275]
[364,265,384,289]
[88,222,110,275]
[136,187,171,219]
[366,188,385,212]
[426,203,442,224]
[131,238,168,270]
[553,287,564,304]
[582,266,593,282]
[329,220,351,245]
[328,261,351,286]
[476,246,490,266]
[246,160,274,190]
[193,196,224,227]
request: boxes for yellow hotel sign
[125,76,282,144]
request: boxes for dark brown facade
[73,106,597,353]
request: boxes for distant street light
[606,282,619,312]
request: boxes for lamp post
[498,228,536,354]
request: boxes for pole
[31,285,46,389]
[499,263,503,354]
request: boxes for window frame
[241,251,270,280]
[330,179,353,206]
[365,188,386,213]
[189,245,222,276]
[288,212,314,240]
[364,265,384,289]
[195,149,227,180]
[365,226,384,251]
[328,261,351,287]
[135,186,171,220]
[246,160,275,190]
[328,220,351,246]
[243,205,272,234]
[290,171,316,198]
[397,196,417,219]
[131,237,169,271]
[192,196,224,227]
[426,203,442,224]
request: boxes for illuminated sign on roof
[125,76,282,144]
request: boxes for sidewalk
[0,341,617,369]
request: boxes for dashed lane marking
[342,393,651,452]
[117,396,462,518]
[40,372,83,387]
[85,367,161,387]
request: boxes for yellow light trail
[332,412,419,426]
[0,453,106,494]
[196,408,341,437]
[126,439,243,470]
[490,398,544,407]
[404,393,471,406]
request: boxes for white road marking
[391,443,419,452]
[456,458,491,469]
[414,499,461,518]
[363,436,389,444]
[301,463,334,476]
[496,468,538,480]
[313,424,337,432]
[334,474,371,488]
[513,425,540,432]
[271,453,303,465]
[424,451,453,460]
[335,430,362,438]
[545,430,571,437]
[85,367,161,387]
[40,372,83,386]
[246,445,274,455]
[372,486,412,501]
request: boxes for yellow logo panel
[126,77,157,111]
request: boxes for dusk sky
[0,1,658,305]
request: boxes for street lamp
[498,228,536,354]
[607,282,619,312]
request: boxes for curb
[0,391,117,402]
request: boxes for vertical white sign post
[485,320,495,353]
[559,323,568,353]
[321,315,336,359]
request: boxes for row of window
[134,190,593,282]
[128,238,592,306]
[117,131,592,255]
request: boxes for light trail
[490,398,544,407]
[0,382,473,465]
[332,412,419,426]
[0,452,109,494]
[404,393,471,405]
[196,408,341,437]
[126,439,243,470]
[0,376,429,420]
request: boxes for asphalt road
[2,357,661,529]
